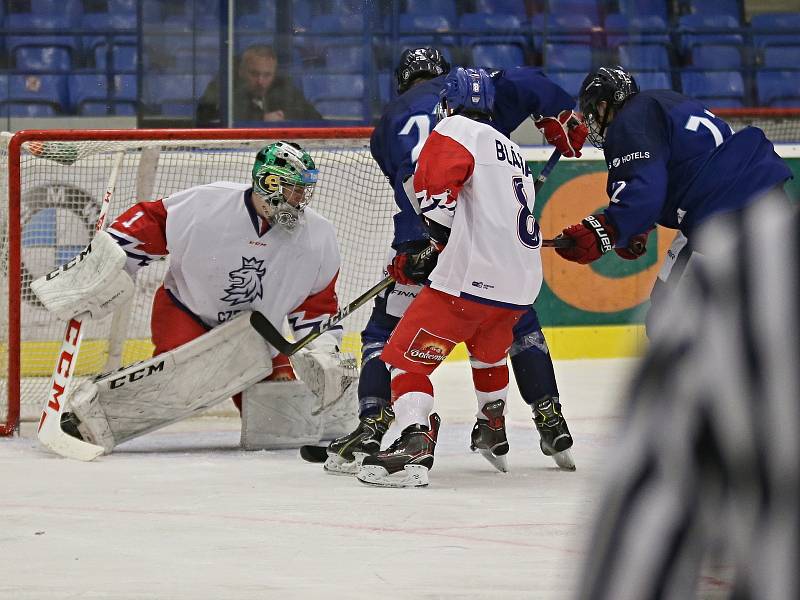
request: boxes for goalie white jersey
[108,182,342,350]
[413,115,543,308]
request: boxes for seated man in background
[197,44,322,126]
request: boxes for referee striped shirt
[577,191,799,600]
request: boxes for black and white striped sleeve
[577,191,799,600]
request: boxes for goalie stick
[36,151,125,461]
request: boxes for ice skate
[533,396,575,471]
[470,399,509,473]
[357,413,440,488]
[324,406,394,475]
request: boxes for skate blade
[551,449,576,471]
[356,464,429,488]
[477,448,508,473]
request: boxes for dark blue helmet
[438,67,495,120]
[395,47,450,94]
[579,66,639,149]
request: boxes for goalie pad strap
[30,230,134,321]
[69,313,273,452]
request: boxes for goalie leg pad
[30,230,134,321]
[240,381,358,450]
[69,313,273,452]
[290,349,358,415]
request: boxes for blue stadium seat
[6,74,68,111]
[11,0,82,19]
[312,14,363,34]
[314,100,366,119]
[303,73,365,102]
[548,0,601,24]
[68,74,112,114]
[315,44,370,73]
[690,45,741,69]
[14,46,71,72]
[617,0,668,20]
[545,71,584,100]
[403,0,458,23]
[544,43,592,71]
[631,71,672,90]
[106,0,136,14]
[81,12,136,49]
[604,14,669,47]
[377,70,393,105]
[233,2,277,31]
[303,73,366,119]
[459,13,527,49]
[682,0,741,18]
[762,46,800,69]
[681,70,744,105]
[617,43,670,70]
[677,15,744,54]
[532,14,599,49]
[470,44,526,69]
[68,73,137,115]
[398,14,456,47]
[757,70,800,107]
[751,13,800,48]
[4,103,59,117]
[143,74,210,117]
[5,14,80,55]
[472,0,527,18]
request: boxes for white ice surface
[1,359,731,599]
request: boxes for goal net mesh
[1,130,395,429]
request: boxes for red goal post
[1,127,396,435]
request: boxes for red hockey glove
[614,229,652,260]
[534,110,589,158]
[388,241,439,285]
[555,214,616,264]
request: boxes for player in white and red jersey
[33,142,358,454]
[356,68,551,488]
[106,141,341,405]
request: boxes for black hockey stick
[534,149,561,193]
[534,150,575,249]
[251,275,396,356]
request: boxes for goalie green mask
[252,141,318,230]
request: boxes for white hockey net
[1,129,395,432]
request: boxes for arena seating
[0,0,797,120]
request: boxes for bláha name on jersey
[495,141,532,176]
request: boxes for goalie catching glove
[30,230,134,321]
[289,332,358,415]
[555,214,650,264]
[534,110,589,158]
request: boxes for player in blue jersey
[555,66,793,334]
[322,48,588,475]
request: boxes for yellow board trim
[8,325,646,377]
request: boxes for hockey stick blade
[542,237,575,249]
[251,276,395,356]
[299,444,328,463]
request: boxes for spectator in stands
[197,44,322,126]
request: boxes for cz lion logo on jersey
[221,257,266,306]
